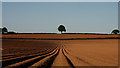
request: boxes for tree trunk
[61,31,63,34]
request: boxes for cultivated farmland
[2,34,119,39]
[1,34,119,68]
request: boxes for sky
[1,0,120,2]
[0,2,2,27]
[2,2,118,33]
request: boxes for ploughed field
[2,34,118,39]
[1,34,118,68]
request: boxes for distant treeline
[17,33,57,34]
[5,32,119,35]
[1,26,120,35]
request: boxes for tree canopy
[58,25,66,34]
[2,27,8,34]
[111,29,119,34]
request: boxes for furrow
[2,47,57,67]
[3,48,58,68]
[52,49,73,68]
[28,48,59,68]
[62,49,75,68]
[63,49,94,66]
[2,48,52,59]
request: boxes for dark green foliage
[58,25,66,34]
[2,27,8,34]
[111,29,119,34]
[7,31,16,34]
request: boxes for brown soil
[1,34,118,67]
[2,34,118,39]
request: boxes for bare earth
[2,34,118,39]
[1,34,118,68]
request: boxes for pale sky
[0,2,2,27]
[1,0,120,2]
[2,2,119,33]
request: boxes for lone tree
[111,29,119,34]
[2,27,8,34]
[58,25,66,34]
